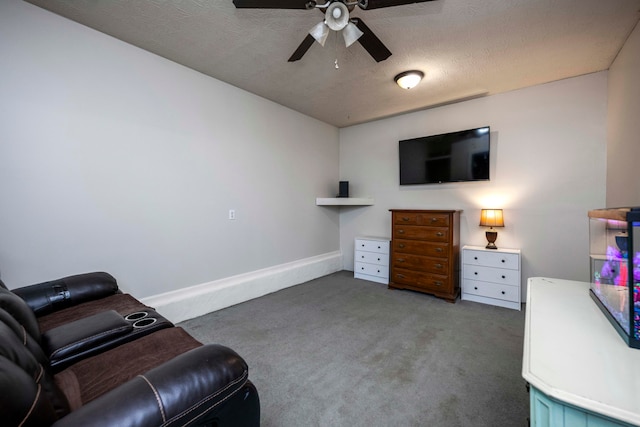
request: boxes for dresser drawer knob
[474,272,478,275]
[501,259,506,263]
[474,256,478,260]
[501,275,506,279]
[399,244,405,248]
[435,264,443,269]
[377,258,381,261]
[474,286,478,290]
[436,248,443,253]
[430,217,438,222]
[402,217,410,221]
[434,281,443,286]
[361,255,365,259]
[361,267,365,270]
[397,274,405,279]
[398,229,405,234]
[436,232,444,237]
[377,246,381,249]
[361,244,365,247]
[501,291,506,295]
[377,270,380,273]
[397,258,405,262]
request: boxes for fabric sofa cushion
[54,327,202,408]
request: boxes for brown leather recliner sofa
[0,272,260,427]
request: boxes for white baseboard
[140,251,343,323]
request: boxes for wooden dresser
[389,209,461,302]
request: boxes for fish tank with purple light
[589,207,640,349]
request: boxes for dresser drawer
[462,264,519,286]
[392,268,450,292]
[392,240,449,257]
[463,249,519,270]
[394,212,450,227]
[356,250,389,266]
[393,225,449,242]
[463,279,519,303]
[392,253,448,274]
[355,239,390,254]
[355,262,389,279]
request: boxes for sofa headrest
[0,287,40,343]
[0,308,48,367]
[0,320,70,424]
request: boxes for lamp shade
[309,21,330,46]
[479,209,504,228]
[342,22,364,47]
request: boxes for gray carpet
[179,271,529,426]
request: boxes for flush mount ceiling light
[394,70,424,90]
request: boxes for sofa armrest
[12,272,119,316]
[52,344,260,427]
[42,310,133,370]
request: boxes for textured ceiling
[25,0,640,127]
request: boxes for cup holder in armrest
[132,317,157,328]
[125,311,158,328]
[124,311,149,321]
[124,309,171,331]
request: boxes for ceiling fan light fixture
[394,70,424,89]
[342,22,364,47]
[309,21,330,46]
[325,2,349,31]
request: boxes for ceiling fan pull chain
[334,30,339,69]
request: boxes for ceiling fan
[232,0,436,63]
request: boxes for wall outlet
[228,209,236,220]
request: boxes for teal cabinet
[530,387,635,427]
[523,278,640,427]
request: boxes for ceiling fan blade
[357,0,436,10]
[232,0,315,9]
[288,34,316,62]
[352,18,392,62]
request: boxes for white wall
[607,22,640,207]
[0,0,340,298]
[339,73,608,298]
[0,0,618,309]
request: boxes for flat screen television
[399,126,490,185]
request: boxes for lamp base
[485,230,498,250]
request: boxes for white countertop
[522,277,640,426]
[462,245,521,254]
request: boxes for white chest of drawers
[461,245,521,310]
[354,236,390,285]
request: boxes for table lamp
[480,209,504,249]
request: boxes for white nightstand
[461,245,521,310]
[354,236,390,284]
